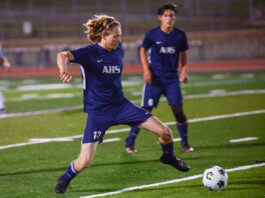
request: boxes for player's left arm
[180,50,188,84]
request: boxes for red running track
[0,60,264,78]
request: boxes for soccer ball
[202,166,228,191]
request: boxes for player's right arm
[0,57,11,70]
[139,47,152,83]
[57,51,74,83]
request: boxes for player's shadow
[0,157,201,177]
[222,180,265,191]
[70,179,265,194]
[195,142,265,150]
[0,167,68,177]
[0,160,154,177]
[70,184,202,194]
[228,180,265,187]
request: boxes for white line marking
[229,137,259,143]
[183,79,263,88]
[0,137,120,150]
[241,73,254,79]
[183,89,265,99]
[1,110,264,150]
[173,138,181,142]
[1,89,264,119]
[212,74,230,79]
[80,163,265,198]
[0,106,83,119]
[102,138,121,143]
[1,80,141,91]
[107,110,265,134]
[17,83,75,91]
[10,93,79,102]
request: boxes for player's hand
[143,69,152,83]
[180,70,188,84]
[60,71,72,83]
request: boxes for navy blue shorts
[82,98,153,144]
[141,76,183,108]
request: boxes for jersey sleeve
[141,31,153,50]
[180,32,189,51]
[69,46,90,66]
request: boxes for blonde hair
[83,15,121,43]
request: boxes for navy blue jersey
[142,27,188,77]
[70,44,125,112]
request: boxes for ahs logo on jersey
[160,47,176,54]
[102,66,121,74]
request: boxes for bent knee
[75,159,92,172]
[160,127,173,141]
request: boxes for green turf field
[0,71,264,198]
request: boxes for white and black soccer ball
[202,166,228,191]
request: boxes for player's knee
[75,159,92,171]
[174,108,187,123]
[175,112,186,124]
[171,105,187,124]
[160,126,173,142]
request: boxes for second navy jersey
[70,44,125,111]
[142,26,189,77]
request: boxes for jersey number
[93,131,102,140]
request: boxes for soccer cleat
[125,141,138,153]
[181,142,194,152]
[160,154,190,172]
[54,175,70,194]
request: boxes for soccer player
[54,15,190,194]
[125,2,194,153]
[0,44,11,116]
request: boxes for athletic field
[0,71,264,198]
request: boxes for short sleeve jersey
[142,27,188,77]
[70,44,125,112]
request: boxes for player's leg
[125,83,161,153]
[170,105,193,152]
[126,106,152,153]
[55,142,98,194]
[115,99,189,171]
[55,111,112,194]
[139,116,190,172]
[0,92,6,115]
[165,80,193,152]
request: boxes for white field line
[0,110,264,150]
[0,105,83,119]
[183,78,264,88]
[9,93,83,102]
[1,81,141,91]
[1,89,264,119]
[173,138,181,142]
[107,109,265,134]
[80,162,265,198]
[229,137,259,143]
[0,137,120,150]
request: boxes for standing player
[125,2,194,153]
[0,44,11,116]
[54,15,190,194]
